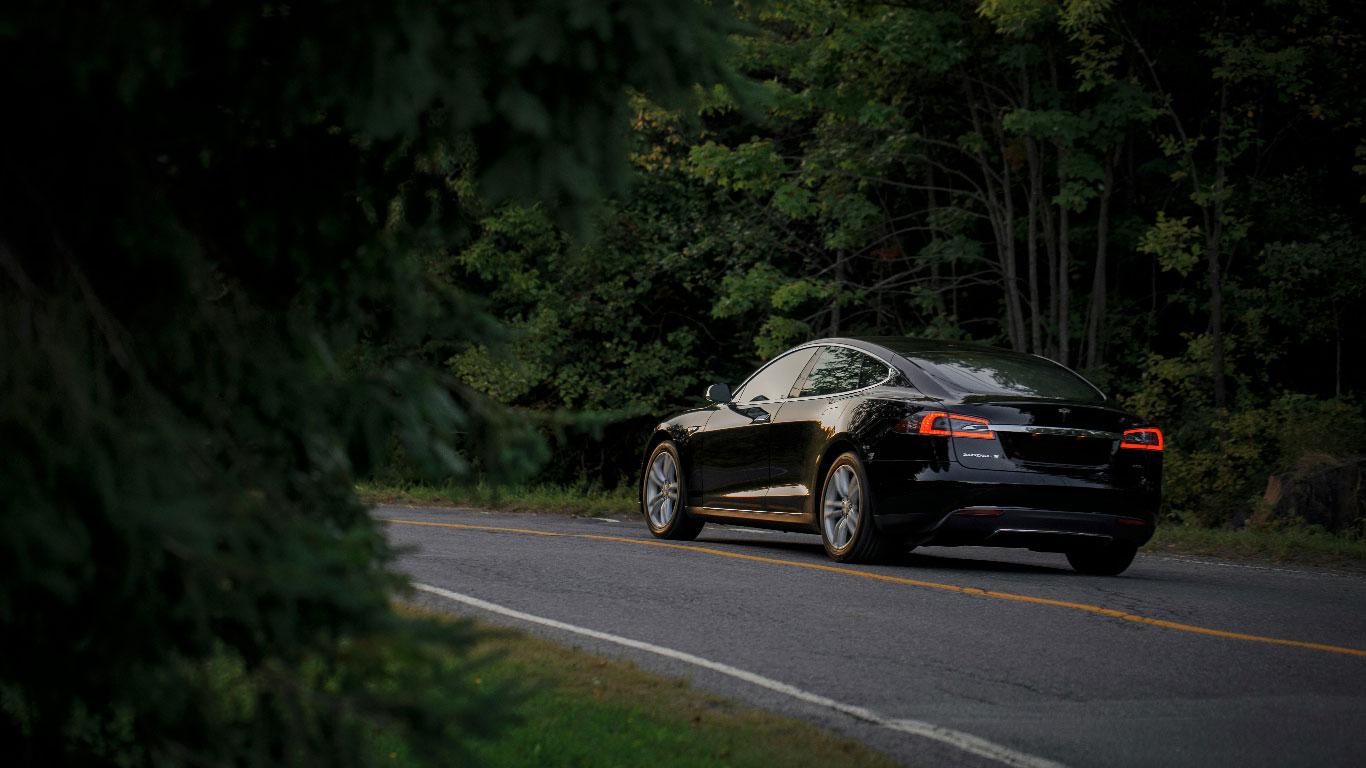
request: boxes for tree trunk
[1056,146,1071,367]
[1207,83,1229,410]
[1335,316,1343,398]
[1026,138,1044,355]
[1021,67,1043,355]
[831,251,844,336]
[1206,218,1226,409]
[1083,147,1118,369]
[951,245,959,320]
[983,198,1025,350]
[1041,153,1058,358]
[926,164,946,316]
[1001,158,1026,351]
[963,79,1026,351]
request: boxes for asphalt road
[379,505,1366,767]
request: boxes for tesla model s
[639,337,1162,575]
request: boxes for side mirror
[704,383,731,404]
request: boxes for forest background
[409,0,1366,533]
[3,0,1364,764]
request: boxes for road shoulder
[395,602,901,768]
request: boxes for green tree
[431,99,782,484]
[0,1,736,763]
[479,0,1366,526]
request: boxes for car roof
[795,336,1103,402]
[834,336,1024,357]
[800,336,1033,364]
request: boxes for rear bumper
[867,459,1158,549]
[914,507,1153,550]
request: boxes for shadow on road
[900,550,1069,575]
[698,535,1070,575]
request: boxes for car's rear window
[907,349,1104,403]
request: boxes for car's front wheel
[1066,542,1138,576]
[819,452,894,563]
[642,440,704,540]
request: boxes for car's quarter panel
[850,397,955,529]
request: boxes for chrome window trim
[730,341,900,406]
[729,346,823,404]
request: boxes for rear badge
[962,452,1002,459]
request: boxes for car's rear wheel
[819,452,894,563]
[642,441,704,540]
[1066,542,1138,576]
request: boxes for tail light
[1121,427,1164,451]
[895,411,995,439]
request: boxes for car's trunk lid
[947,399,1137,473]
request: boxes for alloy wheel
[645,450,680,529]
[822,465,861,549]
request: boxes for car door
[767,346,892,517]
[694,347,818,511]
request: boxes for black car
[639,337,1163,575]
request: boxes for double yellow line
[385,518,1366,659]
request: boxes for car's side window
[798,346,885,397]
[859,355,893,388]
[732,348,819,403]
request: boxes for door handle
[731,404,772,423]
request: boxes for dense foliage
[0,1,735,764]
[442,0,1366,526]
[3,0,1364,762]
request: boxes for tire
[641,441,704,541]
[818,451,894,563]
[1066,542,1138,576]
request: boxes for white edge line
[413,582,1067,768]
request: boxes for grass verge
[1147,523,1366,571]
[390,604,899,768]
[358,480,637,516]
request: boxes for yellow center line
[386,518,1366,659]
